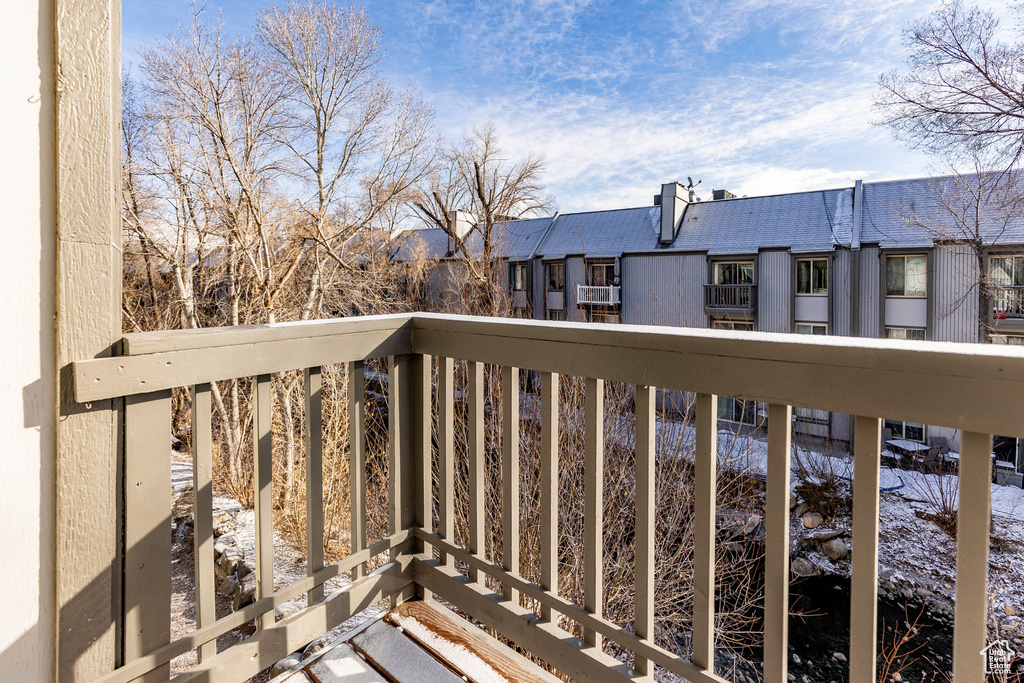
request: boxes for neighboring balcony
[704,283,757,318]
[576,284,621,305]
[991,285,1024,320]
[70,313,1023,683]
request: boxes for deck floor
[270,600,560,683]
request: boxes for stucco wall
[0,0,57,678]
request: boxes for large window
[796,323,826,335]
[885,254,927,297]
[796,258,828,295]
[713,261,754,285]
[713,320,754,331]
[510,262,527,291]
[718,396,757,425]
[547,309,565,321]
[885,419,925,443]
[886,327,925,341]
[589,261,615,286]
[990,255,1024,287]
[546,262,564,291]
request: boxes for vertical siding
[566,257,586,322]
[621,253,707,328]
[933,244,980,343]
[533,257,545,320]
[858,246,881,338]
[832,249,851,336]
[757,250,791,333]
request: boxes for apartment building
[394,174,1024,473]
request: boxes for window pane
[813,259,828,294]
[905,255,927,296]
[906,328,926,341]
[547,263,563,291]
[992,257,1013,286]
[797,260,810,294]
[884,419,903,438]
[1016,257,1024,286]
[886,257,905,296]
[796,323,812,334]
[905,423,925,442]
[740,263,754,284]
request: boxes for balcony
[72,314,1024,683]
[704,283,756,318]
[576,284,621,305]
[992,285,1024,319]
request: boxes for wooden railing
[576,284,621,305]
[704,283,756,314]
[72,313,1024,683]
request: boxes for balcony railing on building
[704,283,756,316]
[992,285,1024,319]
[72,313,1024,683]
[576,284,621,305]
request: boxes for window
[713,320,754,331]
[992,334,1024,345]
[589,261,615,286]
[713,261,754,285]
[546,262,564,292]
[547,309,565,321]
[510,262,527,291]
[990,255,1024,287]
[885,419,925,443]
[886,327,926,341]
[590,309,620,324]
[885,254,927,297]
[718,396,757,425]
[794,323,828,422]
[796,258,828,295]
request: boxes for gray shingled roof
[860,174,1024,247]
[491,216,556,260]
[663,188,853,255]
[391,227,483,262]
[533,206,662,259]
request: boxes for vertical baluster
[190,384,216,662]
[468,361,485,582]
[304,368,325,605]
[953,431,993,680]
[389,355,416,605]
[692,393,718,673]
[253,375,275,630]
[438,357,455,566]
[584,377,603,648]
[540,371,559,621]
[502,366,520,603]
[763,403,792,683]
[849,416,881,683]
[124,389,172,681]
[414,354,432,602]
[348,361,366,581]
[634,385,656,677]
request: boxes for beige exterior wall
[0,0,57,678]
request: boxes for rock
[213,520,235,537]
[276,603,301,621]
[810,529,842,541]
[802,512,824,529]
[822,538,848,560]
[1006,603,1017,616]
[791,653,802,666]
[218,575,239,596]
[218,547,244,576]
[902,587,913,600]
[741,515,762,536]
[917,586,931,597]
[790,494,798,509]
[237,559,256,579]
[892,674,903,682]
[213,533,238,555]
[303,633,338,660]
[793,503,810,518]
[833,652,847,662]
[212,511,233,527]
[270,653,303,679]
[234,571,257,610]
[792,557,815,576]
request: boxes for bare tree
[414,123,552,314]
[876,0,1024,170]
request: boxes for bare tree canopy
[876,0,1024,169]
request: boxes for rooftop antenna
[686,177,702,203]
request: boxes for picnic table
[885,438,930,461]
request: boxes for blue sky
[122,0,1010,213]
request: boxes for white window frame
[510,262,527,292]
[885,327,926,341]
[713,320,754,331]
[547,309,565,322]
[795,322,827,335]
[713,261,755,285]
[588,260,615,287]
[796,258,828,295]
[885,419,926,444]
[989,254,1024,287]
[885,254,928,298]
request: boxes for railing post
[540,371,559,622]
[692,392,718,673]
[304,368,325,605]
[764,403,792,683]
[190,384,216,663]
[634,385,656,678]
[438,357,454,567]
[124,390,172,682]
[253,375,275,630]
[953,430,993,680]
[413,354,432,601]
[348,361,366,581]
[502,366,521,603]
[584,377,604,649]
[849,416,881,683]
[389,355,417,606]
[468,361,485,583]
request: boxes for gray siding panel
[566,257,586,322]
[858,246,881,338]
[533,257,545,320]
[832,249,851,336]
[758,250,791,333]
[933,244,980,342]
[621,253,707,327]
